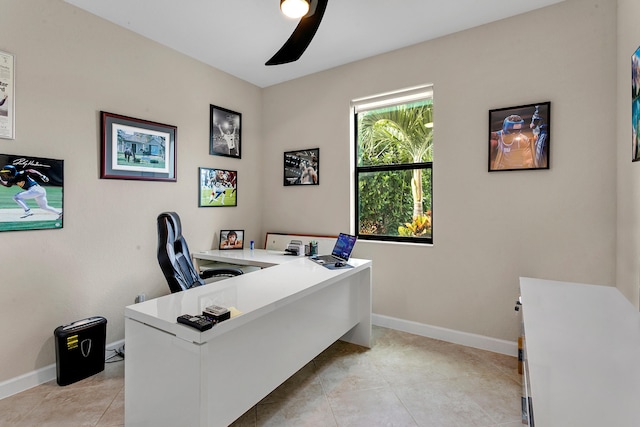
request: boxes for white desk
[193,248,298,269]
[125,250,372,427]
[520,277,640,427]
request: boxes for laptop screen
[332,233,357,261]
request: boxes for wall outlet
[135,293,146,304]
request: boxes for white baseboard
[0,339,125,401]
[372,314,517,357]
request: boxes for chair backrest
[157,212,205,293]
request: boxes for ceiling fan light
[280,0,310,19]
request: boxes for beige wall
[0,0,263,383]
[0,0,623,386]
[262,0,618,340]
[616,0,640,306]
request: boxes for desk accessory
[285,239,304,255]
[203,305,231,322]
[177,314,213,331]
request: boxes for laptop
[314,233,357,265]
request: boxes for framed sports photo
[488,102,550,172]
[219,229,244,250]
[210,105,241,159]
[284,148,319,186]
[198,167,237,207]
[0,153,63,232]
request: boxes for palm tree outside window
[353,86,433,244]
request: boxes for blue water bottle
[250,240,254,250]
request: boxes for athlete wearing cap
[0,165,62,219]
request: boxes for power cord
[105,344,125,363]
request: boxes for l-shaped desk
[124,249,372,427]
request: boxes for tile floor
[0,326,523,426]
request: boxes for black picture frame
[284,148,319,186]
[633,46,640,161]
[488,102,550,172]
[198,167,237,207]
[219,229,244,250]
[100,111,177,181]
[210,105,241,159]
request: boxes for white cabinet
[519,277,640,427]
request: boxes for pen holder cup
[309,242,318,256]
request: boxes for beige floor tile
[394,379,496,427]
[260,361,322,404]
[315,352,389,397]
[256,393,337,426]
[96,387,124,427]
[328,387,418,427]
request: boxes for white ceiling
[64,0,564,88]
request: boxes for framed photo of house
[219,229,244,250]
[283,148,319,186]
[210,105,241,159]
[100,111,176,181]
[198,167,237,207]
[0,153,64,232]
[633,46,640,161]
[488,102,550,172]
[0,50,15,140]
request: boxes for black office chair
[157,211,243,293]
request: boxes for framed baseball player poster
[0,154,64,232]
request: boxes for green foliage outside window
[356,100,433,242]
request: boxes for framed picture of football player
[210,105,241,159]
[0,153,63,232]
[488,102,550,172]
[198,167,237,207]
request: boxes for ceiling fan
[266,0,329,66]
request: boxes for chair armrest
[200,267,244,280]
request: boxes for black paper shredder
[54,316,107,386]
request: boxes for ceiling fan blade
[266,0,328,66]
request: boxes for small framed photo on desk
[219,229,244,250]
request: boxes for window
[353,86,433,244]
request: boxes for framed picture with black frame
[198,167,237,207]
[210,105,241,159]
[633,46,640,161]
[219,229,244,250]
[488,102,550,172]
[283,148,319,186]
[100,111,177,181]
